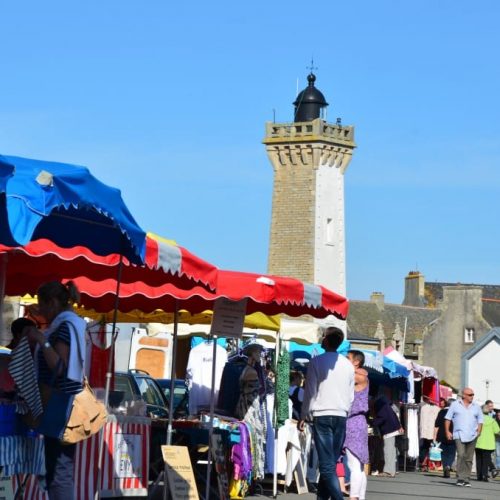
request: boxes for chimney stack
[403,271,425,307]
[370,292,385,311]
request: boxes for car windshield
[136,377,165,408]
[113,376,135,405]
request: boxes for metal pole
[162,301,180,500]
[103,256,123,406]
[205,334,218,500]
[166,301,179,445]
[95,255,123,500]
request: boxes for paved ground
[245,471,500,499]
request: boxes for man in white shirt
[298,327,354,500]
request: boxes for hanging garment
[186,341,228,415]
[422,377,440,405]
[191,336,227,349]
[231,422,252,481]
[88,321,115,388]
[264,394,293,475]
[218,359,247,415]
[275,348,290,427]
[235,376,266,479]
[8,337,42,420]
[89,344,115,389]
[419,402,440,440]
[211,433,230,500]
[407,407,420,459]
[0,435,46,475]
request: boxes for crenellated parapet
[264,118,355,144]
[263,118,355,174]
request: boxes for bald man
[445,388,483,487]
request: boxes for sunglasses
[464,393,474,396]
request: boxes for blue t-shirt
[38,322,83,395]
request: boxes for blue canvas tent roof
[0,155,146,264]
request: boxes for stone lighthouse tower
[263,72,356,296]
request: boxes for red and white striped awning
[67,269,349,320]
[0,233,218,294]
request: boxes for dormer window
[464,328,475,344]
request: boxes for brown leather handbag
[61,377,107,444]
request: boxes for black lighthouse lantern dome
[293,72,328,123]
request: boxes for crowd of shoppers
[424,390,500,488]
[294,328,500,498]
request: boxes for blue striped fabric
[8,337,43,419]
[0,435,46,475]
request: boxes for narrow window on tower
[326,218,334,246]
[464,328,475,344]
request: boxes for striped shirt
[8,337,43,419]
[38,322,83,395]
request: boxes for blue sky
[1,1,500,304]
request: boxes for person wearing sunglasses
[444,388,483,488]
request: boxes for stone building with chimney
[347,270,500,401]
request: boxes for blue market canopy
[0,155,146,264]
[359,349,384,373]
[382,356,410,379]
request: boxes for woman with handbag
[433,398,456,478]
[26,281,87,500]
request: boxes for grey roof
[426,281,500,327]
[426,282,500,305]
[346,300,441,351]
[347,331,380,343]
[481,301,500,327]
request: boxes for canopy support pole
[166,300,179,445]
[95,255,123,500]
[204,334,218,500]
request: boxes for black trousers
[419,438,433,464]
[475,448,494,480]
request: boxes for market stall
[63,269,348,499]
[1,160,350,500]
[0,154,152,500]
[75,415,150,499]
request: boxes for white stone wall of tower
[314,160,346,297]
